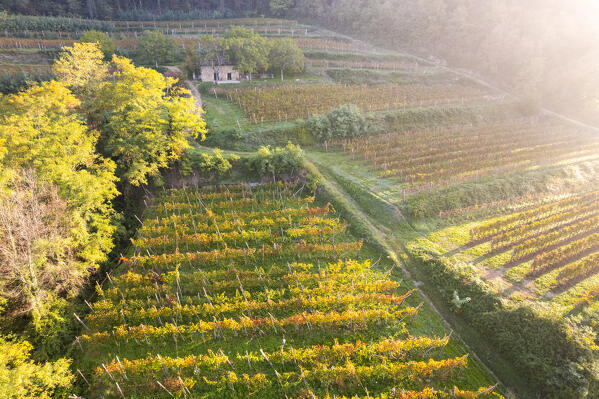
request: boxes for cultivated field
[78,182,499,398]
[215,84,490,123]
[337,120,599,190]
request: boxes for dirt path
[307,158,512,397]
[164,65,203,109]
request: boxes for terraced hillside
[335,120,599,191]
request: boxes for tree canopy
[52,42,108,92]
[224,27,270,77]
[0,80,119,354]
[268,37,304,80]
[136,30,179,67]
[183,30,304,80]
[307,104,368,142]
[79,30,115,58]
[0,335,73,399]
[92,56,207,186]
[54,42,207,186]
[0,42,207,363]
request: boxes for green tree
[246,143,304,178]
[0,335,73,399]
[181,148,239,177]
[182,45,202,79]
[269,38,304,80]
[199,35,228,64]
[136,30,178,67]
[92,56,207,186]
[224,27,269,78]
[79,29,115,58]
[269,0,293,16]
[307,104,368,143]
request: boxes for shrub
[180,148,239,177]
[245,143,304,178]
[307,104,368,142]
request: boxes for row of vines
[78,181,500,398]
[216,84,489,124]
[470,189,599,290]
[338,121,599,189]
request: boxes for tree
[224,27,269,78]
[268,38,304,80]
[51,43,207,187]
[136,30,178,67]
[269,0,293,16]
[199,35,228,64]
[79,29,115,58]
[0,335,73,399]
[0,171,78,331]
[182,45,202,79]
[307,104,368,143]
[0,81,118,268]
[52,42,108,92]
[0,81,118,354]
[92,56,207,186]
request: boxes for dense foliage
[93,55,206,185]
[0,80,119,354]
[183,28,304,79]
[224,26,270,77]
[245,143,304,177]
[0,42,206,393]
[307,104,368,142]
[0,335,73,399]
[136,30,178,66]
[79,30,115,58]
[0,69,55,95]
[0,0,279,19]
[53,42,207,186]
[268,37,304,79]
[180,147,239,177]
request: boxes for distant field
[214,83,491,123]
[337,120,599,191]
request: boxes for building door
[214,72,219,81]
[227,72,232,80]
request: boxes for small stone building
[200,64,240,83]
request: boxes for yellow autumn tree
[88,55,207,186]
[53,43,208,187]
[0,81,118,355]
[52,42,108,92]
[0,335,73,399]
